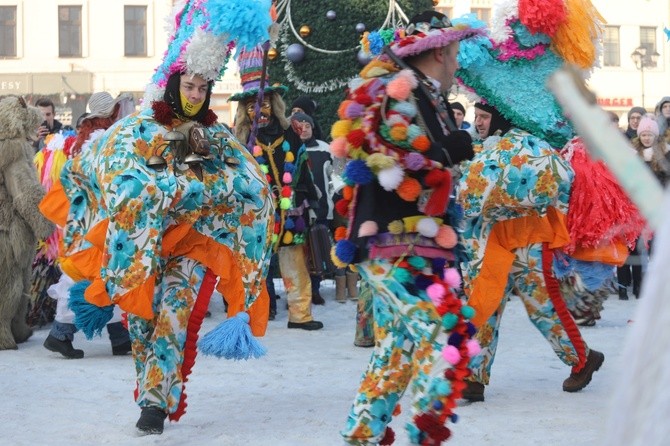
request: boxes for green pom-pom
[407,256,427,270]
[442,313,458,330]
[279,197,292,210]
[392,266,412,284]
[271,234,278,243]
[461,305,475,320]
[260,164,269,174]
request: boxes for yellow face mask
[180,91,205,117]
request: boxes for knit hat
[86,92,116,120]
[637,116,660,137]
[291,111,313,128]
[291,96,317,116]
[475,102,512,137]
[142,0,273,107]
[229,45,287,102]
[627,106,646,120]
[455,0,604,148]
[452,102,466,115]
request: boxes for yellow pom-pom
[387,220,404,234]
[282,231,293,245]
[280,197,292,210]
[331,120,353,139]
[285,152,295,163]
[389,124,408,141]
[366,153,396,171]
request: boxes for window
[59,6,82,57]
[603,26,620,67]
[0,6,17,57]
[640,26,657,55]
[124,5,147,57]
[472,8,491,25]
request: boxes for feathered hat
[142,0,274,107]
[229,45,288,102]
[455,0,604,148]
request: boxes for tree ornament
[326,10,336,20]
[299,25,311,38]
[267,47,278,60]
[357,49,372,66]
[286,43,306,63]
[355,23,366,33]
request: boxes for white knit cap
[86,92,116,120]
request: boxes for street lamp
[631,46,661,108]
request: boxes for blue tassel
[199,312,267,360]
[68,280,114,340]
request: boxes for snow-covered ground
[1,280,636,446]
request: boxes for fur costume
[0,96,55,350]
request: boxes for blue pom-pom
[414,274,433,290]
[199,312,267,360]
[334,239,356,264]
[284,162,295,173]
[448,332,464,347]
[284,218,295,230]
[451,413,459,423]
[466,322,476,337]
[344,160,374,185]
[431,258,447,276]
[68,280,114,340]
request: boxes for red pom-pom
[355,92,373,106]
[335,198,350,217]
[379,427,396,445]
[518,0,567,37]
[202,109,219,127]
[152,101,175,126]
[414,414,451,442]
[281,185,292,198]
[347,129,366,148]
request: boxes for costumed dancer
[454,0,638,401]
[330,11,483,445]
[39,92,135,359]
[39,0,275,435]
[0,96,54,350]
[231,47,323,331]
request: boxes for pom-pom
[404,152,425,171]
[347,129,366,148]
[443,267,461,289]
[389,124,408,141]
[414,274,433,290]
[396,177,422,201]
[331,119,353,139]
[466,339,481,357]
[253,145,262,157]
[345,159,374,185]
[378,164,405,191]
[379,427,396,446]
[282,231,293,245]
[342,185,354,201]
[427,283,446,304]
[518,0,567,37]
[294,216,306,233]
[330,137,350,158]
[436,225,458,249]
[447,332,464,347]
[199,312,267,360]
[281,185,292,198]
[441,345,461,365]
[279,197,292,210]
[284,218,295,230]
[282,172,292,184]
[417,218,439,238]
[358,220,379,237]
[407,124,424,142]
[335,239,357,264]
[68,280,114,340]
[387,220,404,234]
[272,233,278,244]
[392,266,413,284]
[408,256,427,270]
[260,164,269,174]
[284,151,295,163]
[338,100,354,119]
[461,305,475,320]
[414,413,452,442]
[366,153,396,171]
[334,226,348,241]
[335,198,351,217]
[411,135,431,152]
[442,313,458,330]
[392,101,418,118]
[387,71,413,100]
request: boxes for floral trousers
[468,243,587,385]
[342,259,469,446]
[128,256,205,413]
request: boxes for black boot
[136,407,167,435]
[112,340,132,356]
[43,335,84,359]
[287,320,324,330]
[618,287,628,300]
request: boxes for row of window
[604,26,657,67]
[0,5,147,58]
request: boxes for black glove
[440,130,474,165]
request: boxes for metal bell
[146,155,167,171]
[184,153,204,165]
[164,130,186,142]
[224,156,240,167]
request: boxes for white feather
[490,0,519,44]
[142,83,164,109]
[183,28,229,81]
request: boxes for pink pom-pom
[443,268,461,289]
[282,172,292,184]
[358,220,379,237]
[442,345,461,365]
[253,145,262,157]
[345,101,365,119]
[426,283,446,305]
[387,76,412,101]
[435,225,458,249]
[466,339,481,357]
[330,137,350,158]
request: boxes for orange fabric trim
[570,242,628,267]
[59,248,102,282]
[39,179,68,227]
[468,207,570,327]
[84,276,157,320]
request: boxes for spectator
[452,101,471,129]
[33,97,63,151]
[624,106,646,140]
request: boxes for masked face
[245,96,273,128]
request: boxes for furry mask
[0,96,42,141]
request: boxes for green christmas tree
[268,0,434,139]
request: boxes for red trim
[541,243,587,373]
[169,268,217,421]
